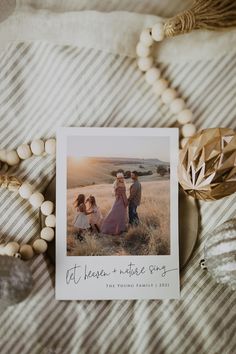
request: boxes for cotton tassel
[164,0,236,37]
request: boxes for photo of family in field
[67,135,171,256]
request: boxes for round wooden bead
[170,98,186,114]
[41,227,54,242]
[29,192,44,208]
[45,214,56,228]
[18,182,33,199]
[140,28,154,47]
[17,144,32,160]
[30,139,44,156]
[45,139,56,155]
[33,239,48,254]
[182,123,197,138]
[177,109,193,125]
[161,88,177,105]
[41,201,54,216]
[137,56,153,72]
[6,150,20,166]
[145,67,161,85]
[136,42,150,57]
[19,244,34,260]
[4,242,20,256]
[14,253,22,259]
[153,78,168,95]
[0,149,7,162]
[151,22,164,41]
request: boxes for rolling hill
[67,156,170,188]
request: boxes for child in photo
[86,195,103,232]
[73,194,93,238]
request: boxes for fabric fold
[0,7,236,63]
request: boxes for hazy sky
[67,135,170,162]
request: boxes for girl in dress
[101,172,128,235]
[73,194,93,236]
[86,195,103,233]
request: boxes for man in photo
[128,171,142,226]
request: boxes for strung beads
[136,42,151,57]
[20,244,34,260]
[2,183,56,259]
[31,139,44,156]
[153,78,168,95]
[19,182,33,199]
[137,57,153,72]
[0,138,56,168]
[41,227,54,242]
[4,242,20,256]
[182,123,197,138]
[17,144,32,159]
[45,214,56,228]
[29,192,44,208]
[0,185,53,261]
[151,22,165,41]
[145,67,161,85]
[140,28,153,47]
[177,109,193,125]
[170,98,186,114]
[33,239,48,254]
[0,149,7,162]
[41,201,54,216]
[0,139,56,261]
[45,139,56,155]
[136,22,197,143]
[161,89,177,105]
[18,183,54,218]
[6,151,20,166]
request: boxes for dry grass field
[67,180,170,256]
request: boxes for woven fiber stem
[0,175,22,191]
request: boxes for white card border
[56,127,180,300]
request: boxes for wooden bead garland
[0,21,198,261]
[136,24,197,146]
[0,138,56,261]
[30,139,45,156]
[1,0,235,271]
[17,144,32,160]
[0,138,56,168]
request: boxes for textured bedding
[0,1,236,353]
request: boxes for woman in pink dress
[101,172,128,235]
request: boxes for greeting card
[56,128,179,300]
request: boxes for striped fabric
[0,1,236,354]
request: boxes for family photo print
[56,128,180,300]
